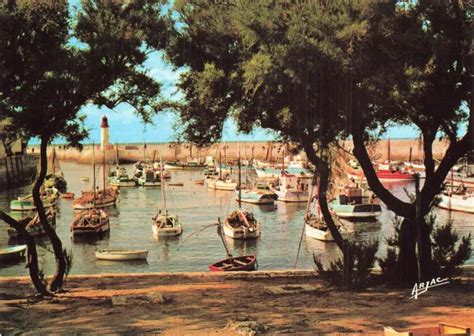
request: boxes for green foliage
[432,220,472,278]
[314,239,379,289]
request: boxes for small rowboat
[95,249,148,261]
[195,179,205,185]
[0,245,27,261]
[168,182,184,187]
[209,255,257,272]
[80,176,90,182]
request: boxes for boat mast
[217,217,232,258]
[115,143,120,167]
[92,142,96,208]
[238,140,242,208]
[219,149,222,180]
[102,146,106,191]
[387,138,391,163]
[160,152,167,214]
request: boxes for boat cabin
[279,173,310,192]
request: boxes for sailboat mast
[102,146,106,191]
[238,141,242,208]
[92,143,96,207]
[387,138,391,163]
[219,149,222,180]
[160,153,167,213]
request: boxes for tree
[346,0,472,283]
[0,0,165,293]
[159,0,363,252]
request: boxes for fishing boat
[223,210,261,239]
[207,177,238,191]
[80,176,89,182]
[72,144,118,210]
[305,213,350,242]
[95,249,148,261]
[164,160,206,170]
[270,172,310,202]
[10,195,55,211]
[348,163,416,182]
[437,192,474,213]
[44,147,68,193]
[109,167,137,187]
[236,189,277,205]
[152,162,171,179]
[195,179,205,185]
[255,167,312,179]
[152,154,183,237]
[329,187,381,220]
[0,245,27,261]
[209,255,257,272]
[137,169,161,187]
[71,209,110,236]
[61,192,75,199]
[203,166,219,176]
[8,209,56,239]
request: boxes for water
[1,162,473,276]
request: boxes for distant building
[101,115,110,150]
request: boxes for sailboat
[109,144,137,187]
[437,171,474,213]
[151,154,183,237]
[71,145,110,236]
[72,144,118,210]
[206,149,238,191]
[305,185,350,242]
[45,146,68,193]
[223,149,261,239]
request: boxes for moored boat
[209,255,257,272]
[270,172,310,203]
[109,167,137,187]
[72,187,118,210]
[223,210,260,239]
[304,214,350,242]
[329,187,381,220]
[10,195,55,211]
[137,169,161,187]
[0,245,27,261]
[236,189,277,205]
[207,177,238,191]
[164,160,206,170]
[8,209,57,239]
[437,192,474,213]
[95,249,148,261]
[71,209,110,236]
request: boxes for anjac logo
[410,277,450,299]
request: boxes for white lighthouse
[100,115,110,150]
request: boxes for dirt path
[0,271,472,335]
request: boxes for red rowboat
[209,254,257,272]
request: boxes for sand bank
[0,270,472,335]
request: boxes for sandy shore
[0,270,472,335]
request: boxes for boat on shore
[95,249,148,261]
[0,245,27,262]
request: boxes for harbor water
[1,161,473,276]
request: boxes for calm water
[1,162,473,276]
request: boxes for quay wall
[0,154,39,190]
[27,139,450,164]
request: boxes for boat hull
[95,249,148,261]
[223,221,260,239]
[207,179,237,191]
[274,190,308,203]
[437,194,474,213]
[305,222,350,242]
[329,202,382,220]
[0,245,27,261]
[209,255,257,272]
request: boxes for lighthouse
[100,115,110,150]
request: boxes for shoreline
[1,269,472,334]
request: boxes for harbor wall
[27,139,451,165]
[0,154,39,190]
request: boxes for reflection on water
[0,161,473,277]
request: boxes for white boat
[270,172,310,202]
[304,215,350,242]
[236,189,277,205]
[152,212,183,237]
[71,209,110,236]
[223,210,260,239]
[437,192,474,213]
[109,167,137,187]
[10,195,54,211]
[207,177,238,191]
[138,169,161,187]
[164,160,206,170]
[151,155,183,237]
[95,249,148,261]
[0,245,27,261]
[329,187,381,220]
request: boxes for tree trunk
[0,211,50,296]
[32,136,66,292]
[396,218,418,285]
